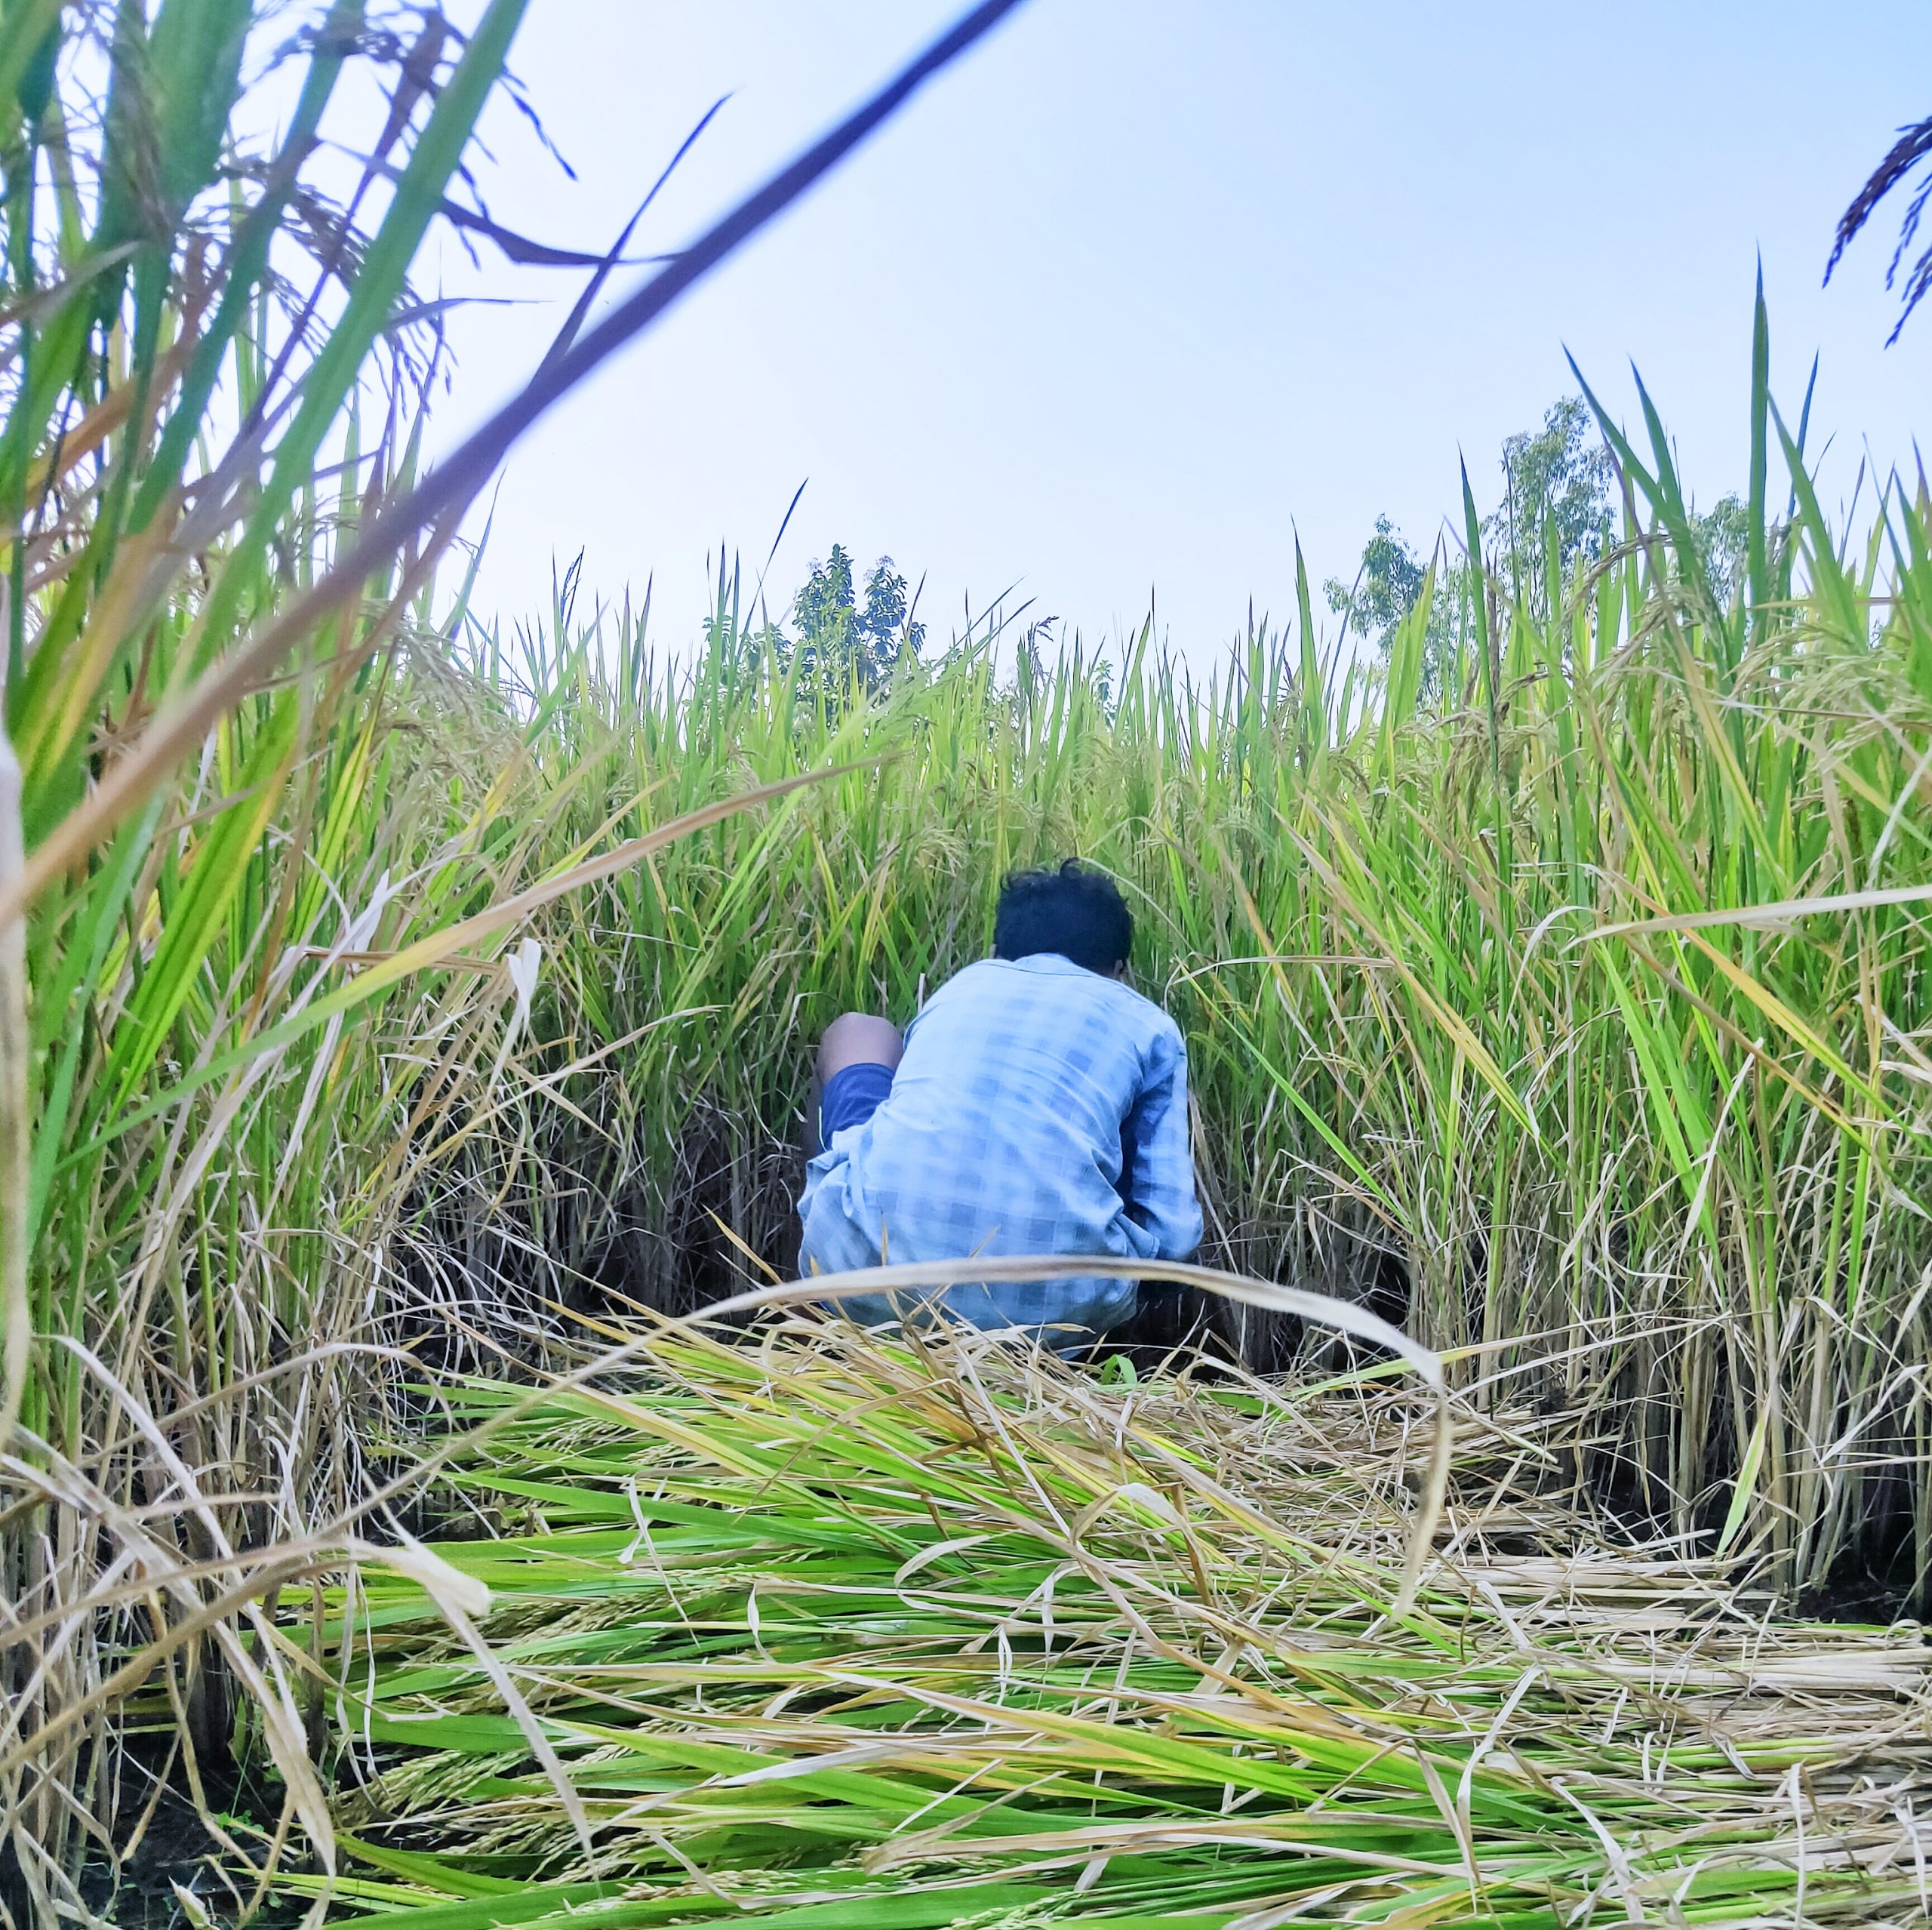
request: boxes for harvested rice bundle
[274,1319,1932,1926]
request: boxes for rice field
[457,461,1932,1606]
[5,5,1932,1925]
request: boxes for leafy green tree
[791,544,926,694]
[1690,494,1749,606]
[1324,516,1424,639]
[1331,394,1620,699]
[1324,519,1464,700]
[1490,396,1617,597]
[792,543,859,654]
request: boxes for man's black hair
[992,860,1133,976]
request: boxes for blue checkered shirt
[799,954,1203,1342]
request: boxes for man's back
[800,953,1201,1340]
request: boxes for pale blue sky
[421,2,1932,657]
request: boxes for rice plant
[0,7,552,1912]
[275,1316,1932,1927]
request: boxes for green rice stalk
[281,1319,1932,1927]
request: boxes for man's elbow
[1158,1205,1204,1264]
[1122,1198,1200,1263]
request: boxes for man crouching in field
[798,860,1203,1350]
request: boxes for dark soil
[67,1745,314,1930]
[1797,1512,1924,1624]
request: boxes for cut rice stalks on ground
[263,1319,1932,1927]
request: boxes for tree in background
[791,544,926,694]
[1493,396,1616,593]
[1326,397,1615,696]
[1327,516,1426,642]
[1324,519,1461,702]
[1330,395,1749,700]
[1827,112,1932,343]
[1691,492,1751,607]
